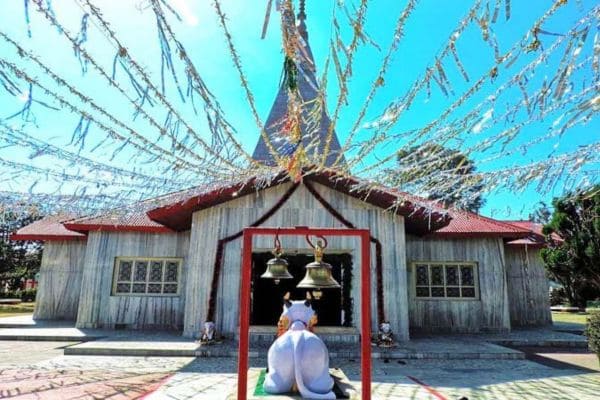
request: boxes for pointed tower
[252,0,344,167]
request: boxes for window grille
[413,262,478,299]
[112,257,182,296]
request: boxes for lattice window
[112,257,182,296]
[412,262,478,299]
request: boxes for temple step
[243,325,360,345]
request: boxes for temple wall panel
[75,231,189,329]
[406,236,511,333]
[505,246,551,327]
[34,240,87,320]
[184,182,409,340]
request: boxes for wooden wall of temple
[34,240,87,320]
[184,182,409,340]
[505,246,552,327]
[75,231,189,329]
[406,236,511,333]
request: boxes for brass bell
[261,249,293,284]
[297,239,341,289]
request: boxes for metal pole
[237,230,253,400]
[235,227,372,399]
[360,230,372,399]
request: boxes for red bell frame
[237,226,372,400]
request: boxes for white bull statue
[263,292,336,399]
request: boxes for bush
[2,289,22,300]
[585,311,600,364]
[20,288,37,302]
[550,287,567,306]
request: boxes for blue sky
[0,0,598,219]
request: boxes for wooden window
[112,257,182,296]
[412,262,478,299]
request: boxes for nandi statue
[263,292,335,399]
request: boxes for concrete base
[227,368,357,399]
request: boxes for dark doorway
[251,252,352,327]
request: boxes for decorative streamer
[80,0,246,171]
[74,13,90,74]
[212,0,280,164]
[149,0,258,167]
[349,0,586,176]
[23,0,32,37]
[0,121,190,187]
[0,0,596,221]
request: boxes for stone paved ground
[0,341,599,399]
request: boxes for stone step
[492,339,588,348]
[242,326,360,345]
[64,340,525,360]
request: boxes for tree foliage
[541,186,600,307]
[389,143,485,212]
[0,206,43,292]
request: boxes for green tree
[390,143,485,212]
[541,186,600,307]
[0,206,43,292]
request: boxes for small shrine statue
[377,321,395,347]
[263,292,335,399]
[200,321,216,344]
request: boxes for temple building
[11,7,551,341]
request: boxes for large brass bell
[297,238,341,290]
[261,249,293,284]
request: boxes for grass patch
[552,311,588,327]
[0,302,35,318]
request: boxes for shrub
[20,288,37,302]
[585,311,600,364]
[550,287,567,306]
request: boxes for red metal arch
[237,226,371,400]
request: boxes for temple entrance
[251,252,353,327]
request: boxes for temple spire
[297,0,307,40]
[252,0,345,168]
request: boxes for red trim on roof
[430,231,531,239]
[9,233,87,241]
[304,171,450,235]
[147,173,290,232]
[62,223,172,234]
[10,215,87,242]
[147,170,451,235]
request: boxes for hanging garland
[206,179,387,329]
[207,182,300,322]
[304,180,385,325]
[340,253,353,328]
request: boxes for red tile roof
[10,215,86,241]
[60,187,208,233]
[503,220,563,246]
[63,206,173,234]
[430,210,531,238]
[12,174,547,242]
